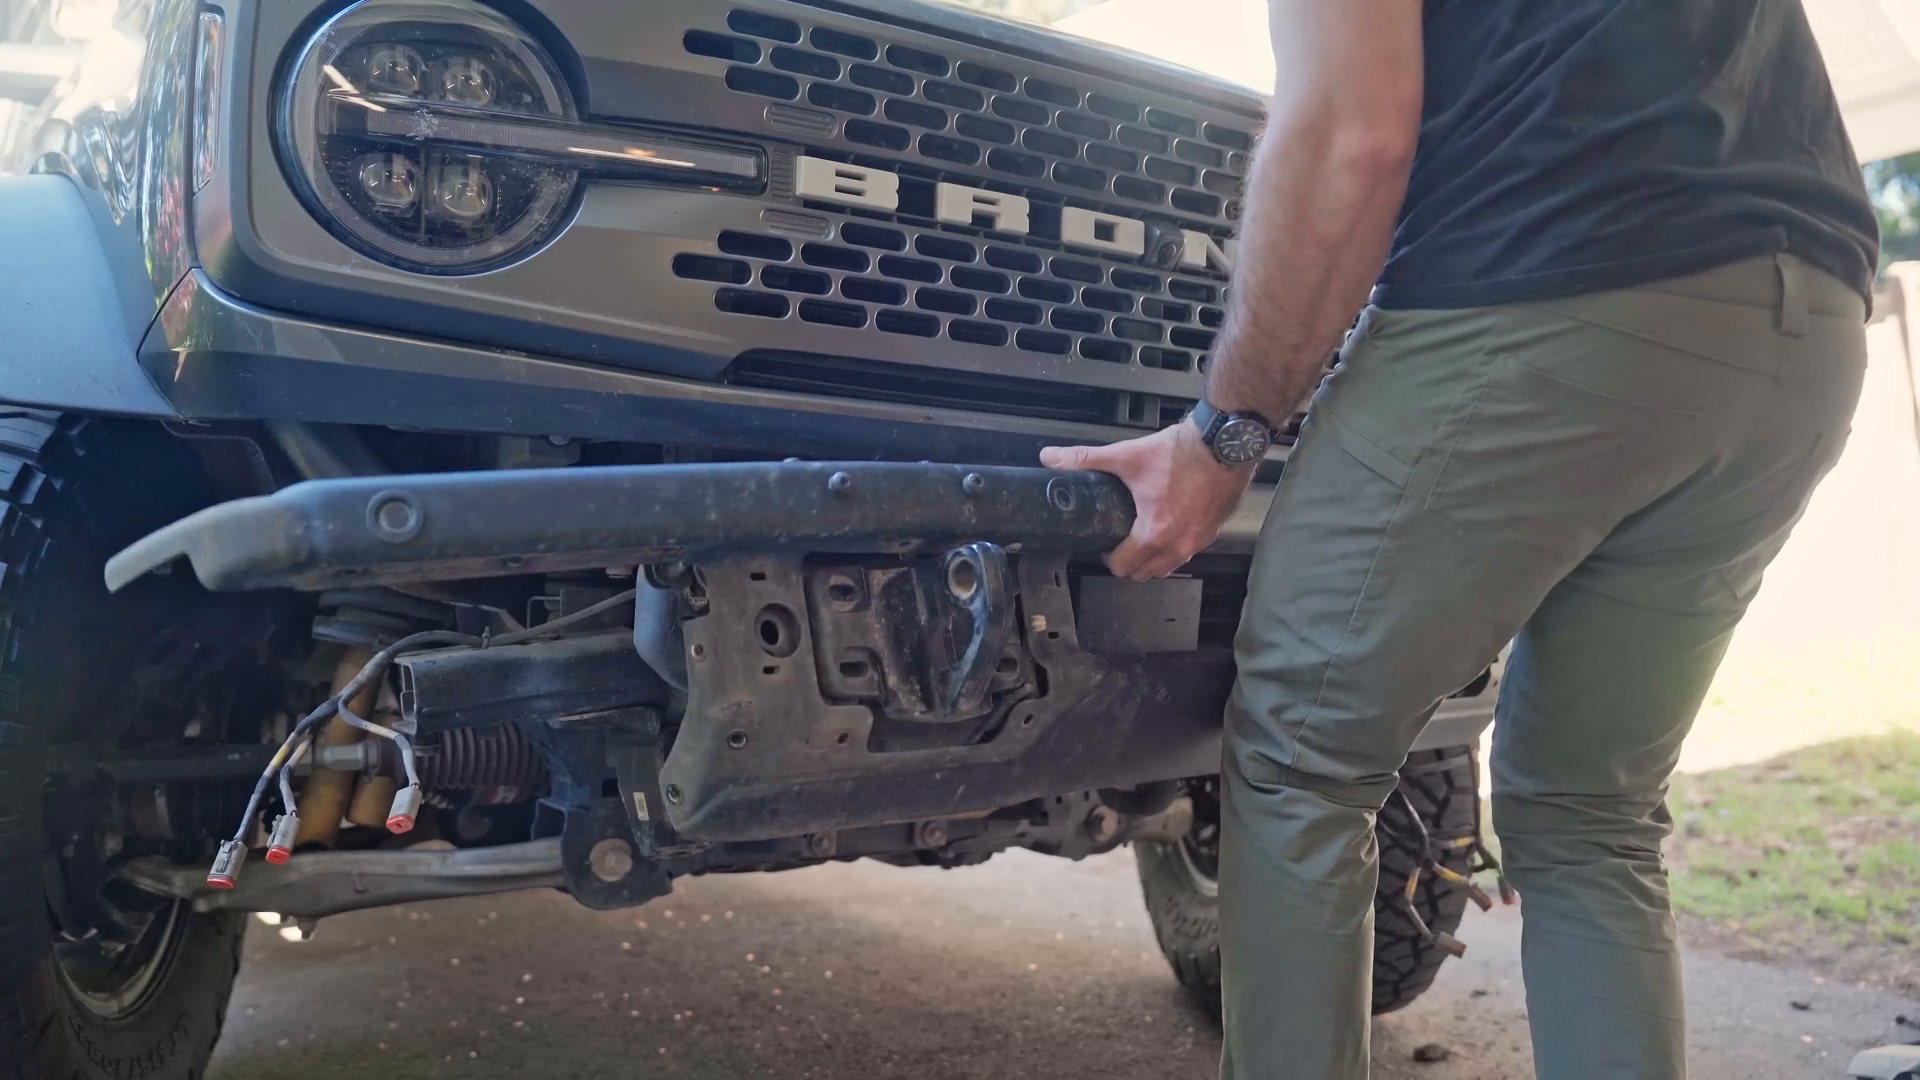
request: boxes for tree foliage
[1866,153,1920,269]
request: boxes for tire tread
[0,418,255,1080]
[1136,746,1481,1017]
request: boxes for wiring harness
[206,589,637,889]
[1382,783,1515,959]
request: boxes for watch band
[1189,399,1229,444]
[1189,400,1275,443]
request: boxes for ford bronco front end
[0,2,1497,1074]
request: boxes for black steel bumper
[105,460,1274,593]
[101,459,1495,847]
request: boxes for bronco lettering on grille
[793,155,1236,273]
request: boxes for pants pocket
[1424,352,1708,544]
[1311,405,1415,489]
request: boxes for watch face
[1213,417,1271,465]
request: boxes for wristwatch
[1188,399,1276,467]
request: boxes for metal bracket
[930,542,1014,718]
[119,840,565,918]
[607,728,696,860]
[665,553,1232,843]
[556,798,672,910]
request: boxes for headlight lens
[430,55,497,106]
[277,0,577,273]
[356,151,420,212]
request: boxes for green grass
[1666,730,1920,949]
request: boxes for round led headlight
[276,0,577,273]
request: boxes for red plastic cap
[264,846,292,865]
[206,872,237,890]
[386,814,415,834]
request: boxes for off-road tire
[0,414,295,1080]
[1137,746,1479,1017]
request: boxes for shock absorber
[293,647,380,848]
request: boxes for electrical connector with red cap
[386,785,423,834]
[207,839,248,890]
[264,813,300,865]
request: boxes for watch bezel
[1210,416,1272,465]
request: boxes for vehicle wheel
[0,413,302,1080]
[1136,746,1480,1017]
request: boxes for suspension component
[418,723,547,796]
[295,647,379,848]
[347,774,399,829]
[214,592,634,882]
[348,681,405,828]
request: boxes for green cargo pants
[1218,253,1867,1080]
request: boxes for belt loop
[1775,252,1810,337]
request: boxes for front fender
[0,174,176,418]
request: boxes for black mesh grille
[688,220,1326,440]
[694,9,1257,230]
[680,220,1229,384]
[677,8,1293,438]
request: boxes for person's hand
[1040,422,1255,580]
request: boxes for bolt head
[589,837,636,883]
[827,471,853,493]
[961,472,986,495]
[1087,806,1121,844]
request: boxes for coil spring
[417,724,547,791]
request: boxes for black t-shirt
[1371,0,1880,310]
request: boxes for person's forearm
[1205,8,1422,423]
